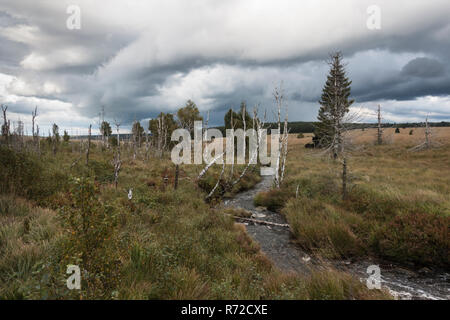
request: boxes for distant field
[293,127,450,147]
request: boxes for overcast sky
[0,0,449,134]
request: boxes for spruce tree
[314,52,354,151]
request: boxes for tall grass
[258,130,450,269]
[0,142,389,300]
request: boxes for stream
[223,175,450,300]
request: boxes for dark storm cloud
[401,57,445,78]
[0,0,450,130]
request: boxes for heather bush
[371,212,450,268]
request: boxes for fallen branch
[229,215,290,228]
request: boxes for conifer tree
[314,52,354,156]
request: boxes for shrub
[284,198,364,258]
[343,186,404,220]
[254,189,292,211]
[372,212,450,268]
[0,146,68,203]
[59,177,121,298]
[297,133,305,139]
[109,136,118,147]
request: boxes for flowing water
[223,175,450,300]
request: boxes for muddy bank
[223,175,449,300]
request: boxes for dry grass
[273,128,450,268]
[0,142,389,300]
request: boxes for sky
[0,0,449,134]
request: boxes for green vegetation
[255,135,450,269]
[0,140,389,299]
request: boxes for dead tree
[113,149,121,189]
[113,119,120,149]
[156,114,167,158]
[203,110,210,141]
[112,120,122,188]
[202,107,266,200]
[132,120,137,160]
[280,104,289,184]
[409,116,440,152]
[86,124,92,165]
[100,106,105,148]
[230,109,235,177]
[230,106,265,188]
[31,106,38,147]
[242,103,246,162]
[205,161,225,200]
[273,83,289,188]
[377,104,383,145]
[145,129,150,161]
[1,105,10,144]
[51,123,59,155]
[424,117,431,148]
[36,125,41,156]
[197,152,225,181]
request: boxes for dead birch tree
[145,129,150,161]
[409,116,440,151]
[1,104,10,145]
[31,106,38,147]
[86,124,92,165]
[230,110,235,177]
[51,123,59,155]
[377,104,383,145]
[113,120,121,189]
[273,83,289,188]
[230,106,265,188]
[156,114,167,158]
[36,125,41,156]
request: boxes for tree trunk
[86,125,92,166]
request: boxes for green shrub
[59,177,121,298]
[0,146,68,203]
[343,186,403,220]
[284,198,364,258]
[254,189,292,211]
[371,212,450,268]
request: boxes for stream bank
[223,175,449,300]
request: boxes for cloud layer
[0,0,449,133]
